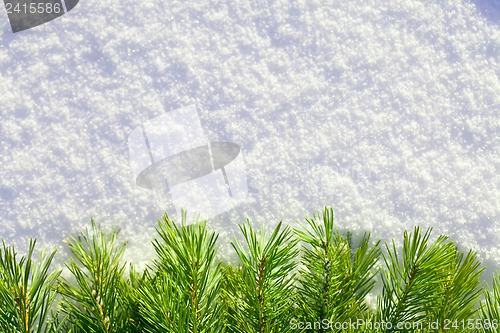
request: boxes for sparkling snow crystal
[0,0,498,272]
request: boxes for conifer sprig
[0,239,60,333]
[433,248,484,331]
[295,207,380,329]
[479,273,500,333]
[57,220,136,333]
[229,220,299,333]
[138,212,225,333]
[0,207,498,333]
[378,227,455,330]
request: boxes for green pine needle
[230,220,299,333]
[0,207,498,333]
[138,212,225,333]
[479,273,500,333]
[57,220,136,333]
[0,239,60,333]
[294,207,380,331]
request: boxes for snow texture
[0,0,499,274]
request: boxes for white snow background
[0,0,499,276]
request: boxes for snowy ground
[0,0,499,275]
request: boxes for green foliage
[228,221,298,333]
[378,228,455,329]
[57,220,138,333]
[479,273,500,333]
[137,212,224,333]
[0,207,498,333]
[433,248,484,331]
[0,240,61,333]
[295,207,380,331]
[377,227,485,333]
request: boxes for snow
[0,0,499,274]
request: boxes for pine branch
[138,212,225,333]
[0,239,61,333]
[229,220,299,333]
[432,248,484,332]
[57,220,136,333]
[220,264,245,331]
[294,207,380,331]
[479,273,500,333]
[0,208,499,333]
[378,227,456,332]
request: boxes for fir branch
[220,264,245,331]
[479,273,500,333]
[230,220,299,333]
[378,227,456,332]
[432,248,484,332]
[0,207,498,333]
[0,239,60,333]
[57,220,135,333]
[138,212,225,333]
[295,207,380,331]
